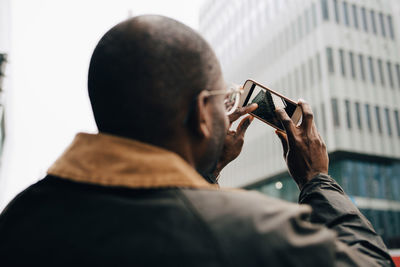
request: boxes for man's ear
[192,91,212,139]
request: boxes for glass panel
[394,110,400,137]
[321,0,329,21]
[361,7,368,32]
[387,15,395,39]
[332,98,340,127]
[339,49,346,77]
[317,53,322,80]
[379,12,386,37]
[396,64,400,89]
[301,63,307,89]
[359,54,366,81]
[365,104,373,132]
[377,59,385,86]
[298,16,303,40]
[349,51,356,78]
[375,106,382,134]
[385,108,392,136]
[309,58,314,86]
[326,47,334,73]
[387,62,394,88]
[355,102,362,129]
[352,4,358,29]
[345,100,352,129]
[312,3,317,28]
[342,2,349,26]
[333,0,340,23]
[305,9,310,34]
[370,10,377,34]
[368,56,375,84]
[321,103,327,131]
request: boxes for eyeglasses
[204,83,243,116]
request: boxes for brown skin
[185,73,258,181]
[189,77,229,176]
[275,100,329,190]
[212,104,258,178]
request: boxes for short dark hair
[88,15,221,144]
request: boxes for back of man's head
[88,15,222,146]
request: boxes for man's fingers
[275,130,289,158]
[298,99,314,131]
[229,103,258,123]
[275,109,296,142]
[236,115,254,137]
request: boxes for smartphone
[239,79,302,131]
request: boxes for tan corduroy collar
[48,132,217,189]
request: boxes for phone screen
[242,81,299,131]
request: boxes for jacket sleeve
[299,173,394,266]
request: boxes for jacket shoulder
[179,188,336,267]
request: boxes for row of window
[321,0,395,39]
[273,52,323,99]
[331,98,400,137]
[326,47,400,89]
[251,159,400,248]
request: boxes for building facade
[199,0,400,250]
[0,0,10,163]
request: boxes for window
[355,102,362,129]
[314,106,318,128]
[312,3,317,28]
[387,15,395,40]
[342,2,349,26]
[309,58,314,86]
[317,53,322,80]
[345,100,352,129]
[378,12,386,37]
[375,106,382,133]
[377,59,385,86]
[292,21,297,43]
[394,110,400,137]
[298,16,303,40]
[396,64,400,89]
[349,52,356,78]
[321,103,327,131]
[384,108,392,136]
[333,0,340,23]
[368,56,375,84]
[352,4,359,29]
[365,104,372,132]
[370,10,377,34]
[295,68,300,95]
[321,0,329,21]
[301,63,307,89]
[288,72,293,95]
[332,98,340,127]
[361,7,368,32]
[326,47,334,73]
[387,62,394,89]
[305,9,311,34]
[339,49,346,77]
[359,54,366,81]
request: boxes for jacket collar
[47,132,217,189]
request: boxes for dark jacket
[0,133,394,266]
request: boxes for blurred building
[200,0,400,249]
[0,0,10,161]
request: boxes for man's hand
[212,104,258,178]
[275,100,328,190]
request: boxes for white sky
[0,0,205,208]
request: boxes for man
[0,15,394,266]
